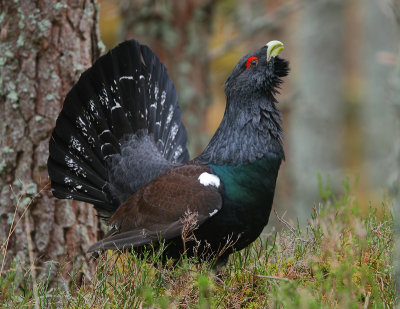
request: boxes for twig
[1,182,50,251]
[25,212,40,309]
[274,209,296,235]
[0,181,50,277]
[363,291,371,309]
[254,274,289,282]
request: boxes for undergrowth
[0,179,396,308]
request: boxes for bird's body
[48,39,289,264]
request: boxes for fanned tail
[48,40,189,217]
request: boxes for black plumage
[48,39,289,264]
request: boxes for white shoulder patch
[198,172,220,188]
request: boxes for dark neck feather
[197,93,284,166]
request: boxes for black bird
[48,39,289,264]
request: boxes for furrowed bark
[0,0,102,287]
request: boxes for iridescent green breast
[209,153,281,208]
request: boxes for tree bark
[0,0,102,286]
[119,0,215,156]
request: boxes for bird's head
[224,40,289,100]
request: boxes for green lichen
[5,50,14,58]
[8,81,16,90]
[0,57,6,66]
[98,41,106,54]
[17,7,25,30]
[74,64,85,73]
[19,197,31,209]
[0,159,6,174]
[13,179,23,189]
[83,5,93,18]
[26,183,37,196]
[6,213,14,225]
[45,93,54,100]
[17,35,24,47]
[7,91,18,102]
[37,19,51,34]
[34,115,43,121]
[0,12,5,24]
[2,146,14,154]
[54,2,67,11]
[12,103,19,109]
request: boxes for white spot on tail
[209,209,218,217]
[111,101,122,111]
[170,123,179,139]
[198,172,220,188]
[154,85,159,100]
[173,145,183,161]
[99,129,111,137]
[65,156,87,177]
[166,105,174,126]
[161,90,166,106]
[119,75,134,81]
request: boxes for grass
[0,179,396,308]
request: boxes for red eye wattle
[246,56,259,70]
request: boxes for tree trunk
[0,0,102,287]
[390,0,400,299]
[119,0,215,156]
[288,0,346,222]
[362,0,398,193]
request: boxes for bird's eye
[245,56,258,70]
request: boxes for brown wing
[88,165,222,251]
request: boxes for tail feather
[48,40,189,216]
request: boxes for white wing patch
[198,172,220,188]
